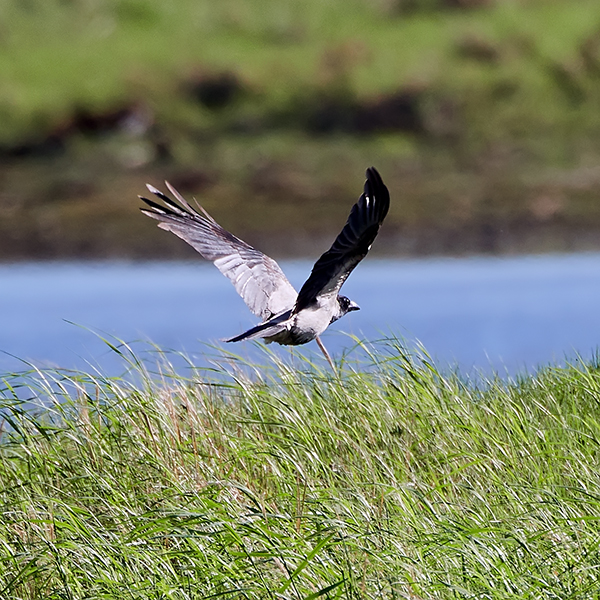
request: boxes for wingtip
[140,207,158,219]
[146,183,161,195]
[365,166,383,185]
[366,166,387,192]
[362,166,390,219]
[164,180,189,206]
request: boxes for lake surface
[2,253,600,375]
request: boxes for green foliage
[1,341,600,597]
[2,0,600,152]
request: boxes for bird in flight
[139,167,390,367]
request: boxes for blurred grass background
[3,0,600,259]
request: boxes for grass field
[4,0,600,145]
[1,341,600,598]
[4,0,600,259]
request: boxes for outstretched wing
[293,167,390,314]
[140,183,297,320]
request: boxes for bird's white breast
[292,298,336,340]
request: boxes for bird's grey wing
[140,183,297,320]
[293,167,390,314]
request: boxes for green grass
[3,0,600,149]
[6,0,600,259]
[2,341,600,598]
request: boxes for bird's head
[333,295,360,322]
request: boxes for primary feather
[293,167,390,314]
[140,184,297,320]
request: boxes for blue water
[2,253,600,375]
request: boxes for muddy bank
[2,136,600,261]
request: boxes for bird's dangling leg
[316,336,335,371]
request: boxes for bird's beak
[349,300,360,312]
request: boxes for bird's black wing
[293,167,390,314]
[140,183,297,320]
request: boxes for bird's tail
[224,320,287,343]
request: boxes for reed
[1,340,599,598]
